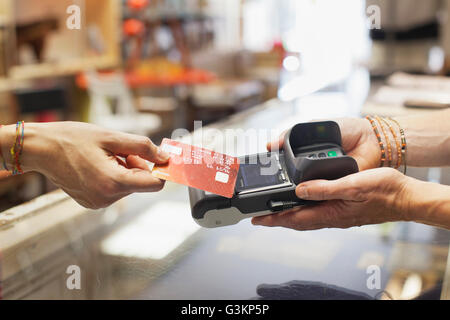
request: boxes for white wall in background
[206,0,241,50]
[281,0,371,101]
[242,0,283,51]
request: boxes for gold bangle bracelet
[375,116,392,168]
[380,117,402,169]
[388,117,407,175]
[366,116,386,168]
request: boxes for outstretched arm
[268,109,450,171]
[393,109,450,167]
[0,122,170,209]
[253,168,450,230]
[258,109,450,231]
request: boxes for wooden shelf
[0,0,122,83]
[9,55,119,80]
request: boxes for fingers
[104,132,170,164]
[252,201,354,231]
[295,174,367,202]
[113,155,165,193]
[64,157,165,210]
[126,154,149,170]
[267,131,286,151]
[251,205,334,231]
[119,169,166,193]
[115,156,128,168]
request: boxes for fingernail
[252,218,261,226]
[146,160,155,171]
[296,185,309,199]
[157,147,170,161]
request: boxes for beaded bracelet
[10,122,19,174]
[380,117,402,169]
[10,121,25,175]
[366,116,386,167]
[0,125,8,171]
[375,116,392,168]
[388,118,407,175]
[16,121,25,174]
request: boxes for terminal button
[327,151,338,157]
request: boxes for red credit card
[152,139,240,198]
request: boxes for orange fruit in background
[123,19,145,36]
[127,0,149,10]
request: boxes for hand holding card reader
[188,121,359,228]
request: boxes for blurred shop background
[0,0,450,300]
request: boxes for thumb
[296,176,364,202]
[104,133,170,164]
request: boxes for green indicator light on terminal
[327,151,338,157]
